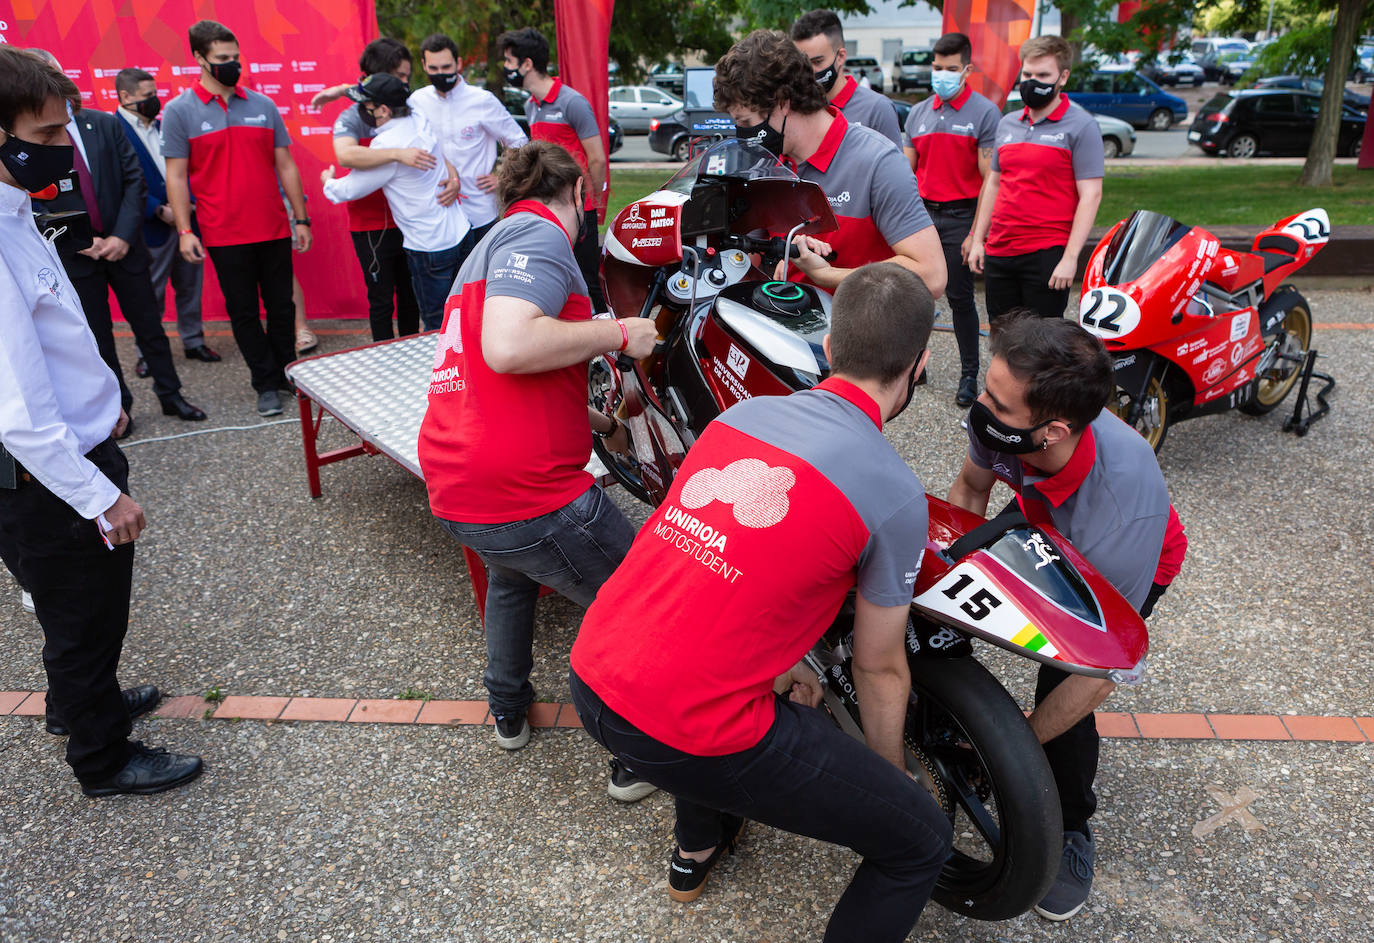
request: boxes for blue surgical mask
[931,69,964,101]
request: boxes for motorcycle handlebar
[734,233,837,264]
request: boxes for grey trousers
[146,233,205,351]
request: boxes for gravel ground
[1,288,1371,939]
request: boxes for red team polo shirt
[331,103,397,233]
[160,84,292,247]
[791,108,932,284]
[984,97,1104,257]
[525,79,600,210]
[902,84,1001,203]
[571,378,928,756]
[417,200,593,523]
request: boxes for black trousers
[574,207,606,312]
[983,245,1071,322]
[350,227,419,341]
[205,238,295,392]
[571,670,952,943]
[1036,580,1169,834]
[69,243,182,410]
[0,440,135,782]
[927,204,981,379]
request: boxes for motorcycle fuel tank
[698,281,833,401]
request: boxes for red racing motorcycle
[1079,207,1330,452]
[591,140,1151,919]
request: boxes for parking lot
[2,282,1370,941]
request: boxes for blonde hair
[1020,35,1072,73]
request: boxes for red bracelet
[615,319,629,352]
[178,229,193,236]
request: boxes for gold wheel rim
[1255,304,1312,407]
[1111,379,1166,449]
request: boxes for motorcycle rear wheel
[1242,299,1312,415]
[904,656,1062,920]
[1110,376,1170,453]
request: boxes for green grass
[607,164,1374,233]
[1099,165,1374,228]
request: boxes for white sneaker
[20,590,35,614]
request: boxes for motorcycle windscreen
[669,139,838,238]
[912,526,1148,681]
[1101,210,1193,287]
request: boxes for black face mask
[206,59,241,88]
[0,131,75,195]
[735,111,786,158]
[1019,77,1058,110]
[888,356,925,422]
[129,96,161,120]
[504,66,525,89]
[967,400,1053,453]
[814,58,839,92]
[358,104,379,128]
[428,71,458,93]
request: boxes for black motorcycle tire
[1241,298,1312,416]
[906,655,1062,920]
[587,359,653,504]
[1111,375,1170,453]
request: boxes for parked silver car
[846,56,885,93]
[893,48,934,92]
[609,85,684,133]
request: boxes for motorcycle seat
[1258,250,1296,274]
[1253,233,1301,275]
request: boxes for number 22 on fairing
[1079,287,1141,339]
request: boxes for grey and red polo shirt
[417,199,591,524]
[331,104,397,233]
[968,407,1187,610]
[985,96,1103,257]
[525,78,599,209]
[903,84,1001,203]
[792,108,933,282]
[572,376,928,755]
[832,74,901,147]
[161,84,292,247]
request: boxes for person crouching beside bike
[417,141,657,778]
[948,312,1187,921]
[569,263,952,942]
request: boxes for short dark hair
[188,20,237,59]
[497,140,583,210]
[790,10,845,49]
[828,264,935,384]
[418,34,459,63]
[714,30,829,117]
[989,312,1114,428]
[361,37,412,76]
[115,67,154,97]
[933,32,972,64]
[497,27,550,74]
[0,47,82,130]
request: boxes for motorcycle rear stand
[1282,349,1335,436]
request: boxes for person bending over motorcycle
[417,141,658,779]
[713,30,946,299]
[569,263,952,942]
[948,312,1187,921]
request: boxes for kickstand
[1282,349,1335,436]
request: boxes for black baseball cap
[346,73,409,109]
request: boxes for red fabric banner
[553,0,614,220]
[942,0,1036,110]
[0,0,377,319]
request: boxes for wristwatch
[293,218,312,227]
[594,417,620,439]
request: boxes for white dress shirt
[409,80,527,227]
[0,182,122,519]
[116,104,167,178]
[322,113,470,252]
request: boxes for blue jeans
[570,670,952,943]
[439,485,636,716]
[406,229,476,331]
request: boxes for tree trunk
[1298,0,1363,187]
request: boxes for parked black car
[502,87,622,153]
[651,96,912,161]
[1252,75,1369,113]
[1188,89,1366,158]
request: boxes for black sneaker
[607,757,658,803]
[493,712,529,750]
[80,741,203,797]
[956,375,978,408]
[1034,829,1095,921]
[667,815,745,902]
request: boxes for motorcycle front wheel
[905,656,1062,920]
[587,357,653,504]
[1110,375,1170,453]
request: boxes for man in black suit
[32,56,205,429]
